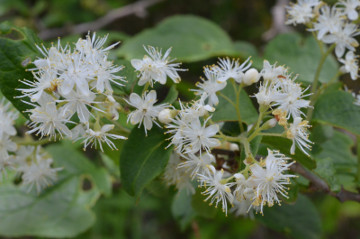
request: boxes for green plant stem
[259,132,285,137]
[306,43,336,121]
[15,137,51,146]
[231,80,245,132]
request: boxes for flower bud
[243,68,260,85]
[230,143,239,151]
[158,109,176,124]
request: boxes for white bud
[230,143,239,151]
[234,173,245,182]
[158,109,173,124]
[243,68,260,85]
[267,118,277,128]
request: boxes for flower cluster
[19,33,127,150]
[126,48,309,216]
[0,99,61,193]
[286,0,360,80]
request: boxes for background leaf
[257,194,322,239]
[117,15,241,62]
[120,126,172,196]
[312,90,360,135]
[0,143,111,238]
[264,33,338,84]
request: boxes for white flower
[322,23,360,58]
[254,80,282,106]
[131,46,185,86]
[178,152,215,179]
[339,51,359,80]
[286,0,321,25]
[21,148,62,193]
[127,90,167,135]
[273,79,311,119]
[82,124,127,152]
[181,117,220,154]
[198,165,234,215]
[309,5,345,40]
[287,117,312,156]
[0,134,17,160]
[27,98,72,140]
[193,67,226,106]
[58,91,98,123]
[214,57,252,83]
[260,60,289,82]
[248,149,295,214]
[337,0,360,20]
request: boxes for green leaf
[312,90,360,135]
[212,84,258,124]
[261,136,316,169]
[0,143,111,238]
[257,194,322,239]
[163,85,179,104]
[171,189,196,230]
[117,15,237,62]
[0,23,41,117]
[312,128,357,192]
[120,126,172,196]
[264,33,338,84]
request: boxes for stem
[306,44,336,121]
[231,80,245,132]
[218,92,237,109]
[15,137,51,146]
[258,132,285,137]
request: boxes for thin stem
[15,137,51,146]
[306,43,336,121]
[258,132,285,137]
[218,92,237,108]
[231,80,245,132]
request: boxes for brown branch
[290,163,360,203]
[38,0,165,40]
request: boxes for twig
[39,0,164,40]
[290,163,360,203]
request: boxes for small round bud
[158,109,173,124]
[243,68,260,85]
[230,143,239,151]
[267,118,278,128]
[234,173,245,181]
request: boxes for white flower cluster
[255,61,313,156]
[0,99,60,193]
[19,33,127,151]
[286,0,360,80]
[126,51,308,216]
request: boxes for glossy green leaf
[264,33,338,84]
[257,194,322,239]
[0,23,41,117]
[312,90,360,135]
[117,15,237,62]
[120,126,172,196]
[0,143,111,238]
[212,84,258,124]
[261,136,316,169]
